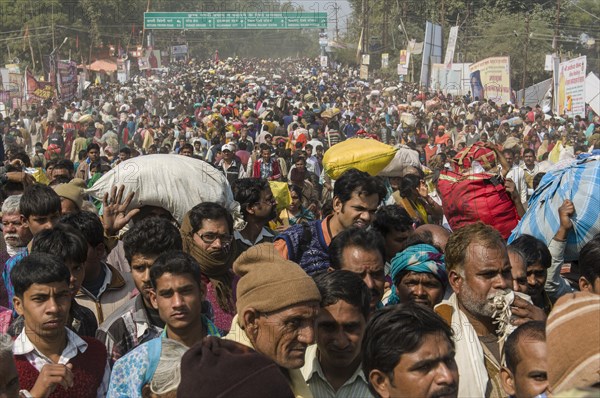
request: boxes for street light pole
[521,14,530,106]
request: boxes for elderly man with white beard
[435,222,546,398]
[0,195,33,308]
[1,195,33,259]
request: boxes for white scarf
[436,293,489,397]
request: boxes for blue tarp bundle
[508,152,600,261]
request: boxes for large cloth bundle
[426,98,441,111]
[400,112,416,126]
[378,145,422,177]
[438,171,519,239]
[77,114,94,124]
[323,138,397,179]
[508,154,600,261]
[86,154,242,228]
[453,142,496,171]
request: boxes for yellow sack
[323,138,397,180]
[269,181,292,213]
[28,168,49,185]
[549,140,563,164]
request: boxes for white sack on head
[85,154,243,229]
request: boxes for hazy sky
[286,0,353,37]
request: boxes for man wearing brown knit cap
[546,291,600,396]
[225,242,321,398]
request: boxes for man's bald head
[414,225,451,252]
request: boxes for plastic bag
[509,155,600,261]
[378,145,422,177]
[323,138,397,180]
[269,181,292,213]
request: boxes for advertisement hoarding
[556,55,587,117]
[468,56,511,104]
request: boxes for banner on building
[0,69,9,91]
[138,56,150,70]
[398,50,410,75]
[399,50,410,68]
[381,53,389,69]
[172,44,188,55]
[57,60,78,101]
[408,40,423,55]
[25,68,54,103]
[117,59,131,83]
[360,64,369,80]
[420,21,443,87]
[149,49,162,68]
[320,56,328,68]
[430,63,472,96]
[444,26,459,69]
[556,55,587,117]
[468,56,511,104]
[544,54,554,71]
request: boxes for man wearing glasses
[180,202,238,334]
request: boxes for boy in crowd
[2,184,61,310]
[11,253,110,397]
[96,217,183,366]
[107,251,220,397]
[9,224,98,337]
[61,211,135,324]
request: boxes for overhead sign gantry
[144,12,328,30]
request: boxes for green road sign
[144,12,328,30]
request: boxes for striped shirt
[96,294,164,367]
[301,345,374,398]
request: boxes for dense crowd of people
[0,56,599,398]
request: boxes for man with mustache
[1,195,31,308]
[96,217,183,366]
[275,168,386,275]
[328,228,386,312]
[1,195,32,258]
[301,270,374,397]
[225,243,321,397]
[362,304,459,398]
[435,222,545,398]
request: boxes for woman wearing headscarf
[387,243,448,309]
